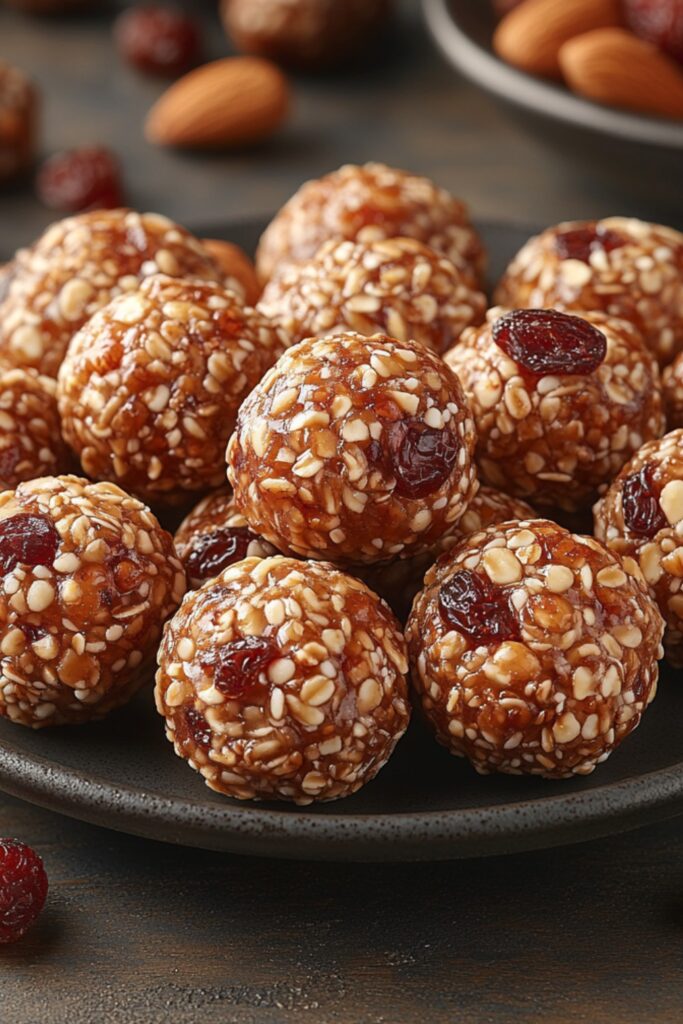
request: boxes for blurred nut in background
[222,0,393,71]
[114,5,202,78]
[0,60,37,185]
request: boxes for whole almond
[559,28,683,120]
[493,0,621,78]
[145,57,289,148]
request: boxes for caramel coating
[0,368,71,488]
[201,239,261,305]
[256,162,485,283]
[662,355,683,429]
[594,429,683,665]
[58,275,286,505]
[358,486,536,622]
[155,555,410,803]
[227,331,478,565]
[0,209,223,377]
[495,218,683,366]
[174,489,278,588]
[0,60,37,183]
[258,236,486,354]
[446,308,665,513]
[0,475,185,728]
[406,519,663,778]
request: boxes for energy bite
[0,209,223,377]
[446,307,664,513]
[0,475,185,728]
[227,331,478,565]
[155,555,410,803]
[174,489,278,588]
[58,275,285,505]
[0,368,71,488]
[406,519,663,778]
[359,485,535,622]
[258,236,486,354]
[662,354,683,429]
[495,217,683,366]
[594,429,683,665]
[256,162,485,283]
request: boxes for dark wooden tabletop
[1,3,682,1022]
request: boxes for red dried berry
[554,223,625,263]
[438,569,519,644]
[492,309,607,377]
[178,707,212,751]
[0,839,48,945]
[115,5,202,77]
[185,526,257,583]
[622,463,667,537]
[382,418,459,499]
[623,0,683,64]
[0,514,59,574]
[36,147,123,213]
[212,636,278,699]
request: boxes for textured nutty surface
[406,519,663,778]
[662,355,683,429]
[255,162,485,283]
[58,274,285,505]
[174,489,279,588]
[227,331,478,564]
[0,209,223,377]
[446,308,665,513]
[155,555,410,803]
[0,475,185,728]
[201,239,261,306]
[358,486,536,622]
[0,368,71,488]
[0,60,36,183]
[258,236,486,354]
[594,429,683,665]
[495,218,683,367]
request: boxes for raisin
[622,464,667,538]
[554,224,625,263]
[492,309,607,377]
[177,707,212,751]
[210,636,279,700]
[115,5,202,77]
[381,418,459,498]
[0,514,59,574]
[36,147,124,213]
[623,0,683,64]
[185,526,257,583]
[438,569,519,644]
[0,838,48,945]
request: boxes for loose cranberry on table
[0,839,48,945]
[36,147,123,212]
[115,5,202,77]
[623,0,683,64]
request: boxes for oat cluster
[156,555,410,803]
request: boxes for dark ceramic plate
[423,0,683,151]
[0,217,681,862]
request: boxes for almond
[145,57,289,149]
[559,28,683,120]
[493,0,620,78]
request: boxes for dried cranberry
[211,636,278,700]
[492,309,607,377]
[622,464,667,538]
[554,223,625,263]
[115,5,202,77]
[438,569,519,644]
[0,839,48,945]
[36,147,124,213]
[185,526,256,583]
[381,418,459,499]
[0,514,59,574]
[177,707,212,751]
[623,0,683,64]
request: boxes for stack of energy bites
[0,166,681,806]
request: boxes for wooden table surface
[1,3,682,1022]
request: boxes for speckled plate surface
[0,217,681,862]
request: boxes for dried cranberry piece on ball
[407,519,663,778]
[492,309,607,377]
[554,224,625,263]
[0,514,59,573]
[0,839,48,945]
[621,464,667,538]
[156,556,410,803]
[382,418,459,499]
